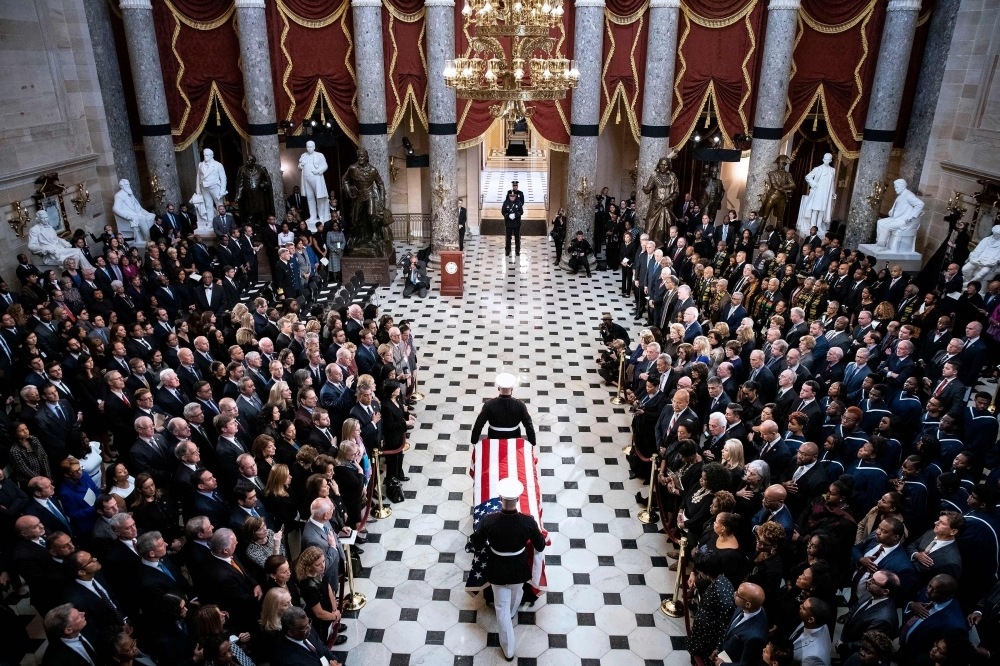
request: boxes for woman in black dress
[70,354,110,460]
[735,229,755,257]
[677,463,733,554]
[747,520,786,624]
[332,437,366,532]
[262,463,299,534]
[551,208,567,264]
[380,380,411,490]
[620,231,639,297]
[686,550,737,665]
[130,473,182,543]
[294,546,343,641]
[692,511,748,587]
[735,459,769,554]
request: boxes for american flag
[466,438,548,592]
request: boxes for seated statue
[875,179,924,252]
[112,179,156,246]
[963,224,1000,283]
[27,210,94,269]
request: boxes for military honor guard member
[470,373,536,445]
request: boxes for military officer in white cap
[471,477,546,661]
[470,372,536,444]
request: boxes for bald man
[756,419,791,476]
[897,574,965,662]
[751,484,794,542]
[716,582,769,666]
[780,442,826,519]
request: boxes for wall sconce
[867,180,887,211]
[389,156,399,182]
[70,183,90,216]
[150,174,166,211]
[7,200,29,238]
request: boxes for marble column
[899,0,962,190]
[742,0,800,222]
[234,0,284,219]
[635,0,681,220]
[118,0,181,210]
[565,0,605,257]
[844,0,922,248]
[352,0,390,186]
[425,0,459,257]
[83,0,141,193]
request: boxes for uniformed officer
[470,373,536,444]
[471,478,546,661]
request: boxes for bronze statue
[641,155,679,245]
[699,166,725,223]
[341,147,393,257]
[234,155,275,227]
[758,155,796,226]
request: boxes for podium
[439,250,464,296]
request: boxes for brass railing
[391,214,432,243]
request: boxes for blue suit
[682,320,703,344]
[841,361,870,397]
[850,535,917,603]
[897,594,965,662]
[720,608,769,666]
[751,504,793,542]
[724,304,747,334]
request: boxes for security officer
[505,180,525,206]
[471,478,546,661]
[501,192,524,258]
[471,373,536,444]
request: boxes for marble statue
[197,148,228,216]
[112,179,156,246]
[298,141,330,223]
[875,179,924,252]
[759,155,796,226]
[188,192,213,234]
[962,225,1000,283]
[796,153,836,238]
[28,210,93,269]
[341,147,393,257]
[699,166,725,224]
[235,155,275,227]
[641,156,679,246]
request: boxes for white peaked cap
[496,372,517,389]
[497,477,524,500]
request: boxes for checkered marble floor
[480,171,548,204]
[346,236,687,666]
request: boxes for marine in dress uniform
[470,373,536,445]
[470,478,547,661]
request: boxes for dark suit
[792,399,824,443]
[721,608,769,666]
[838,597,898,657]
[958,337,987,386]
[897,593,965,662]
[194,284,225,314]
[271,630,336,666]
[41,631,102,666]
[11,537,65,614]
[35,400,79,464]
[191,491,231,528]
[62,572,125,636]
[850,536,917,604]
[200,553,260,632]
[228,504,274,533]
[349,403,382,455]
[130,436,177,487]
[25,496,74,536]
[746,365,776,402]
[501,198,524,255]
[906,532,962,584]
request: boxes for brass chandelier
[443,0,579,120]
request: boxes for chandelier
[443,0,579,120]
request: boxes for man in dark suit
[190,468,231,529]
[746,351,776,403]
[180,516,216,587]
[458,197,467,250]
[61,550,127,639]
[39,603,103,666]
[501,191,524,257]
[842,349,872,398]
[850,517,916,605]
[880,265,908,306]
[212,205,236,237]
[780,442,826,519]
[896,575,966,662]
[791,380,824,443]
[271,247,295,302]
[130,416,176,487]
[349,384,382,456]
[199,528,261,633]
[750,483,795,542]
[285,186,308,217]
[193,271,225,314]
[836,570,900,659]
[722,292,747,334]
[272,606,341,665]
[11,515,67,616]
[906,511,964,586]
[958,321,988,387]
[228,482,274,532]
[25,476,74,536]
[35,384,79,466]
[719,582,769,666]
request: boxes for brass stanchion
[372,448,392,519]
[342,542,367,611]
[411,372,425,402]
[622,430,633,456]
[660,536,688,617]
[637,454,658,524]
[610,352,627,405]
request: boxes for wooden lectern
[439,250,464,296]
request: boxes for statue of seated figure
[875,179,924,253]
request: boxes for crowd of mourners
[596,209,1000,666]
[0,202,419,666]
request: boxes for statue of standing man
[298,140,330,224]
[641,155,680,246]
[342,147,393,257]
[758,155,796,227]
[197,148,227,217]
[699,166,725,224]
[796,153,836,238]
[235,155,275,228]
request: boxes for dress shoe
[503,654,515,662]
[628,471,638,480]
[334,635,348,646]
[353,547,364,555]
[397,475,411,482]
[635,491,646,505]
[336,623,348,633]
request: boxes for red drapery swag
[382,0,428,135]
[152,0,248,150]
[264,0,359,144]
[669,0,767,151]
[599,0,647,143]
[454,1,575,148]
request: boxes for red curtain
[670,0,766,150]
[600,0,647,142]
[383,0,427,134]
[527,0,575,148]
[152,0,247,149]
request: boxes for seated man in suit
[835,570,899,659]
[272,605,341,666]
[897,574,966,662]
[718,582,769,665]
[906,511,963,586]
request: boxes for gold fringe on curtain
[682,0,756,29]
[799,0,877,34]
[163,0,235,30]
[277,0,349,29]
[383,0,424,23]
[604,0,649,25]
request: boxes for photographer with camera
[567,231,592,277]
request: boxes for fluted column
[899,0,962,190]
[118,0,181,211]
[235,0,284,219]
[844,0,923,248]
[83,0,141,193]
[564,0,605,256]
[742,0,801,222]
[635,0,681,221]
[352,0,390,186]
[425,0,459,257]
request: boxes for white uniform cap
[497,477,524,500]
[496,373,517,389]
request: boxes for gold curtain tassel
[615,97,621,125]
[215,97,221,126]
[409,105,415,133]
[320,101,326,125]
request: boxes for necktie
[851,598,873,620]
[792,465,806,482]
[304,640,317,654]
[853,545,884,588]
[900,604,932,642]
[250,508,260,518]
[964,339,971,348]
[54,404,66,422]
[158,561,176,581]
[934,380,946,396]
[0,336,10,362]
[231,559,244,575]
[121,393,130,407]
[47,499,70,528]
[93,582,125,624]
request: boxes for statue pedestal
[342,253,397,288]
[857,243,923,273]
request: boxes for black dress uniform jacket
[470,395,536,444]
[471,510,546,584]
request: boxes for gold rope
[383,0,424,23]
[682,0,756,29]
[736,8,756,140]
[917,8,931,26]
[845,6,874,142]
[279,9,296,121]
[799,0,877,34]
[170,12,192,141]
[277,0,348,29]
[175,81,250,151]
[163,0,235,31]
[604,0,649,25]
[671,13,691,123]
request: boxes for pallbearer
[470,373,536,445]
[470,478,547,662]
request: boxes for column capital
[649,0,680,7]
[887,0,922,10]
[352,0,382,6]
[119,0,152,9]
[235,0,265,7]
[424,0,455,6]
[574,0,605,7]
[767,0,800,9]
